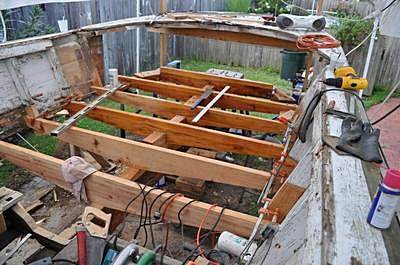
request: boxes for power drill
[322,66,368,90]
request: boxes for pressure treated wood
[92,87,287,134]
[26,118,270,189]
[160,67,274,98]
[118,75,296,113]
[0,141,266,237]
[66,101,285,159]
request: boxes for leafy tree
[251,0,290,15]
[330,10,373,51]
[226,0,252,12]
[14,5,56,40]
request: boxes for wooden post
[316,0,324,15]
[303,52,313,91]
[159,0,168,66]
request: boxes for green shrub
[252,0,290,15]
[330,11,373,51]
[14,5,56,40]
[226,0,252,12]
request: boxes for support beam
[66,101,285,159]
[0,141,266,237]
[118,75,296,114]
[160,67,273,98]
[92,87,287,134]
[153,27,299,51]
[26,118,270,190]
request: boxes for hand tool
[192,86,230,122]
[111,243,139,265]
[0,233,32,265]
[322,66,368,90]
[51,69,125,136]
[190,88,214,110]
[322,76,368,90]
[76,224,87,265]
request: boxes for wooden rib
[26,118,270,190]
[156,27,299,51]
[160,67,274,98]
[0,140,266,237]
[134,69,160,80]
[66,101,285,159]
[92,86,287,134]
[268,182,305,223]
[118,76,296,114]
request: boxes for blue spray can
[367,169,400,229]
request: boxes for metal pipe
[360,15,380,97]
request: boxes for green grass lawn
[364,85,400,109]
[181,59,292,90]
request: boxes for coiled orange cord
[297,34,341,51]
[197,204,220,265]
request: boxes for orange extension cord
[196,204,220,265]
[297,34,341,51]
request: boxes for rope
[297,34,341,51]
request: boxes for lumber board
[92,87,287,134]
[66,101,285,159]
[156,27,299,51]
[119,132,167,181]
[268,182,305,223]
[134,69,160,80]
[160,67,274,98]
[118,76,296,114]
[26,118,270,190]
[0,141,267,237]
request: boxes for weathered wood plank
[26,118,270,190]
[155,27,299,51]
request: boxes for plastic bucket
[280,49,307,80]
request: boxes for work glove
[336,118,383,163]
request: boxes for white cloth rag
[61,156,97,202]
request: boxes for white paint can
[217,231,257,262]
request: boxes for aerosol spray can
[367,169,400,229]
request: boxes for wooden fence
[4,0,399,93]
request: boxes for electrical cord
[178,199,197,230]
[158,193,178,215]
[148,190,170,248]
[181,207,226,265]
[381,0,398,12]
[371,103,400,125]
[52,259,77,264]
[133,187,159,242]
[132,184,150,246]
[298,88,365,143]
[108,183,146,247]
